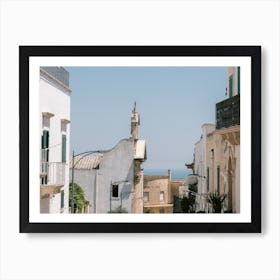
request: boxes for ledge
[40,184,64,199]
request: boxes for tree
[207,192,226,213]
[69,183,90,213]
[181,183,197,213]
[181,197,193,213]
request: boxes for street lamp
[71,150,104,213]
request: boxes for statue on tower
[131,101,140,140]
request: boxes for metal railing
[41,149,66,186]
[216,95,240,129]
[40,67,69,87]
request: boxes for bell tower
[131,101,140,140]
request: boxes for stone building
[206,125,240,213]
[187,67,240,213]
[40,67,71,213]
[143,170,173,213]
[170,179,185,213]
[70,103,146,213]
[193,124,215,212]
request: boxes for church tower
[131,101,140,140]
[130,101,146,213]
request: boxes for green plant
[69,182,90,213]
[181,183,198,213]
[207,192,226,213]
[181,197,193,213]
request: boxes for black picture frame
[20,46,261,233]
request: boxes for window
[229,74,233,97]
[159,208,165,213]
[62,134,66,163]
[217,166,220,194]
[41,130,49,150]
[143,192,149,202]
[60,190,64,209]
[211,149,214,159]
[41,130,49,185]
[160,191,164,201]
[207,167,209,192]
[112,184,118,198]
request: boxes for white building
[193,124,215,212]
[70,103,146,213]
[40,67,71,213]
[226,67,240,98]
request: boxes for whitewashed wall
[40,74,71,213]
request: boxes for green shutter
[42,130,48,149]
[46,131,49,148]
[61,190,65,209]
[229,75,233,98]
[237,67,240,95]
[41,130,49,149]
[41,130,49,163]
[62,135,66,162]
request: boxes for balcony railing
[41,162,66,186]
[216,95,240,129]
[40,149,66,186]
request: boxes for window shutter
[62,135,66,162]
[41,130,49,149]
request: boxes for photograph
[20,46,261,232]
[39,66,240,215]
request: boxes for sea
[144,169,192,180]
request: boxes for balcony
[41,162,66,186]
[40,149,66,198]
[216,95,240,129]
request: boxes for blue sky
[65,66,227,170]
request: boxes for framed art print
[19,46,261,233]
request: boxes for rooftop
[40,67,69,88]
[70,154,103,170]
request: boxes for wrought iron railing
[216,95,240,129]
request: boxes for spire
[133,101,136,113]
[131,101,140,140]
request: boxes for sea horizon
[144,169,191,180]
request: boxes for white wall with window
[39,67,71,214]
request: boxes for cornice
[40,68,72,94]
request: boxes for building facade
[188,67,240,213]
[193,124,215,212]
[226,67,240,98]
[70,103,146,213]
[206,125,240,213]
[143,170,173,213]
[40,67,71,213]
[170,179,185,213]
